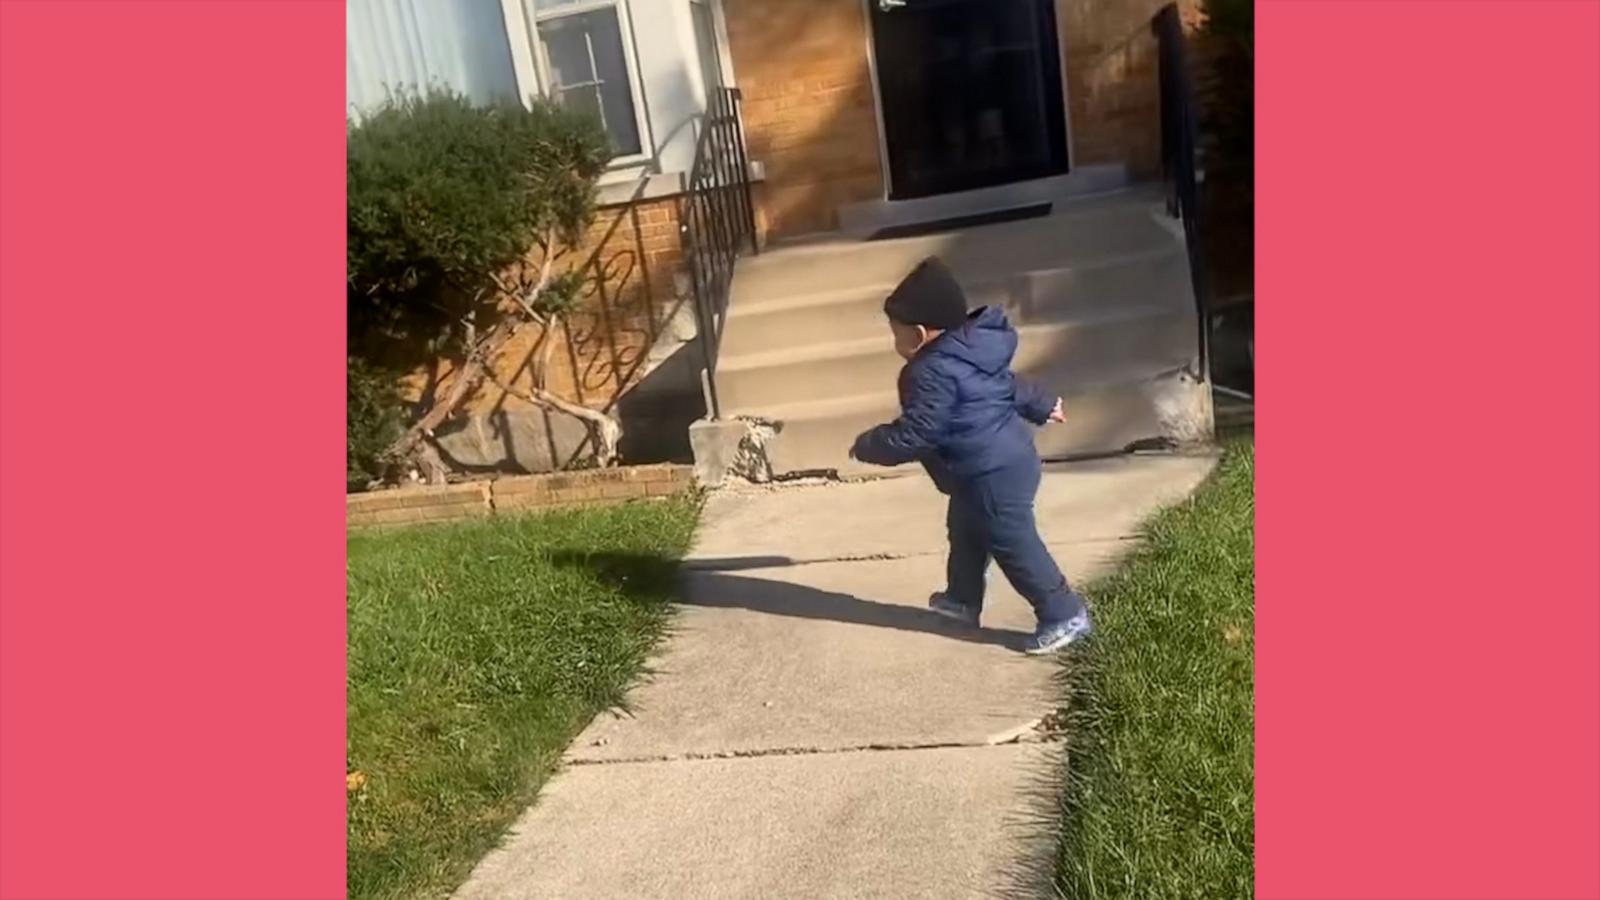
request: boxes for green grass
[1054,442,1255,899]
[346,497,700,900]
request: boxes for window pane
[557,84,605,129]
[691,2,723,92]
[537,9,642,156]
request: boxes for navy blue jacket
[851,306,1054,490]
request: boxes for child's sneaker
[1022,610,1093,655]
[928,592,980,627]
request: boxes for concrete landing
[454,453,1217,900]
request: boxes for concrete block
[689,417,779,487]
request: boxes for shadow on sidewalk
[549,551,1025,650]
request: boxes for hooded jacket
[851,305,1055,490]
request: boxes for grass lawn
[346,497,700,900]
[1054,441,1255,899]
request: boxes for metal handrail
[488,174,673,465]
[679,87,758,421]
[1152,3,1211,379]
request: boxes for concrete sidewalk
[454,454,1216,900]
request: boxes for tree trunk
[533,312,621,466]
[376,245,622,483]
[382,317,517,484]
[487,371,622,467]
[412,435,452,485]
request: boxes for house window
[348,0,727,172]
[526,0,646,158]
[690,0,724,93]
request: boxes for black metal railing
[561,179,664,404]
[679,86,758,420]
[489,177,679,467]
[1152,3,1211,378]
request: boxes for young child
[849,256,1093,655]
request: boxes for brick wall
[346,481,493,529]
[475,195,686,414]
[1057,0,1203,180]
[723,0,884,239]
[394,193,687,418]
[347,464,694,530]
[360,186,705,476]
[722,0,1204,239]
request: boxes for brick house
[348,0,1210,477]
[726,0,1199,239]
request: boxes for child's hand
[1048,398,1066,423]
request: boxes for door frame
[858,0,1076,201]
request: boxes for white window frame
[498,0,655,170]
[688,0,738,95]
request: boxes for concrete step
[717,303,1198,412]
[745,364,1211,477]
[835,163,1131,234]
[700,180,1213,480]
[720,246,1192,357]
[732,185,1176,306]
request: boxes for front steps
[711,183,1213,479]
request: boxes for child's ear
[916,325,931,347]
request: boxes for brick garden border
[347,464,693,530]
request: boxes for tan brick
[419,504,482,523]
[496,491,550,510]
[1058,0,1170,169]
[346,492,413,514]
[400,493,487,512]
[408,506,455,524]
[620,464,666,483]
[491,475,550,496]
[351,506,428,527]
[643,481,683,498]
[347,484,483,513]
[724,0,884,240]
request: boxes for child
[849,256,1093,655]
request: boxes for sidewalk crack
[568,719,1060,767]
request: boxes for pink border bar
[1256,2,1599,897]
[2,2,347,897]
[1,1,1596,897]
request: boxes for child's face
[889,319,931,360]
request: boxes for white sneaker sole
[1023,620,1093,655]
